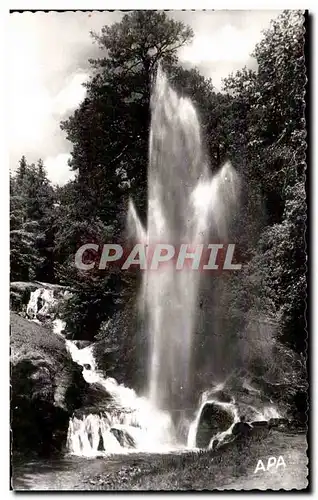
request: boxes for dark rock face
[251,420,268,428]
[93,342,123,383]
[97,432,104,452]
[10,312,88,457]
[268,417,290,430]
[10,282,38,313]
[196,402,234,448]
[210,390,233,403]
[248,421,269,442]
[72,383,112,419]
[110,428,136,448]
[74,341,92,349]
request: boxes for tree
[221,10,306,354]
[55,12,197,343]
[61,11,194,225]
[250,11,306,353]
[17,155,27,181]
[10,157,56,282]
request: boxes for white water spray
[65,341,177,456]
[128,69,240,413]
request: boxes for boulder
[72,383,112,418]
[251,420,269,428]
[211,420,268,451]
[11,312,88,457]
[93,341,123,382]
[74,341,92,349]
[10,282,39,313]
[268,417,290,430]
[97,432,104,452]
[110,427,136,448]
[207,390,233,404]
[250,420,270,441]
[195,402,234,448]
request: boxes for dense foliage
[10,157,56,282]
[10,11,307,389]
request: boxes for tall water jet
[128,68,240,417]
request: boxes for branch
[108,143,130,166]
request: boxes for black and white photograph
[9,9,308,491]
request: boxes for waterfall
[25,288,176,455]
[66,341,177,456]
[26,287,57,320]
[128,68,240,413]
[26,285,70,325]
[23,69,281,457]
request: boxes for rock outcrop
[10,282,70,329]
[72,383,113,419]
[195,402,235,448]
[10,282,39,313]
[11,312,87,457]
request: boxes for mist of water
[128,68,240,413]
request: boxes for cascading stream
[26,275,281,457]
[65,341,177,456]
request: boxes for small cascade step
[97,431,104,452]
[65,341,176,456]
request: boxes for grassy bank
[83,431,307,491]
[13,430,308,491]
